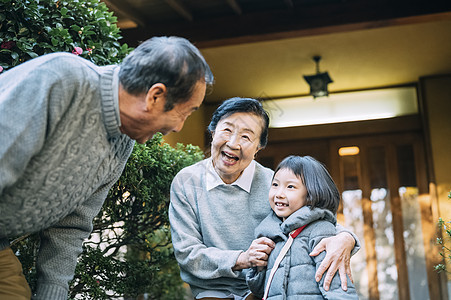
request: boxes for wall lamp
[303,56,333,98]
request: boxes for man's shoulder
[1,53,90,83]
[28,52,87,66]
[39,52,89,62]
[27,53,100,76]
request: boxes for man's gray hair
[119,36,214,111]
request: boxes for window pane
[342,189,368,300]
[371,187,398,300]
[397,145,416,187]
[399,187,430,300]
[343,155,359,190]
[263,87,418,128]
[369,146,387,188]
[368,147,398,300]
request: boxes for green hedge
[0,0,130,72]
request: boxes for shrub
[0,0,130,72]
[435,191,451,274]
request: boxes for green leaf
[60,7,68,16]
[18,27,29,35]
[70,24,81,32]
[26,51,38,58]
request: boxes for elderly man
[0,36,213,300]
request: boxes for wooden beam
[414,138,450,300]
[359,145,380,300]
[386,145,411,300]
[102,0,147,28]
[266,114,421,142]
[283,0,294,9]
[164,0,193,22]
[120,0,451,48]
[226,0,242,15]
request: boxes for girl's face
[269,168,308,220]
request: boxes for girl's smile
[269,168,308,220]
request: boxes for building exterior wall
[163,106,207,149]
[420,74,451,296]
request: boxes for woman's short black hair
[274,155,340,214]
[208,97,270,148]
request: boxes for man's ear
[145,83,167,110]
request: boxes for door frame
[329,132,443,300]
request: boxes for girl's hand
[309,232,355,291]
[233,237,275,270]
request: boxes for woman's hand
[309,232,355,291]
[233,237,275,271]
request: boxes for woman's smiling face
[211,112,263,184]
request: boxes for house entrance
[258,130,441,299]
[329,132,439,300]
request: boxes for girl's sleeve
[246,267,266,299]
[335,223,361,256]
[310,222,360,300]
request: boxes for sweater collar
[100,65,122,139]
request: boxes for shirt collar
[206,158,256,193]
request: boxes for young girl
[246,155,359,299]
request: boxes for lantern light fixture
[303,56,333,99]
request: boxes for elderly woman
[169,97,358,300]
